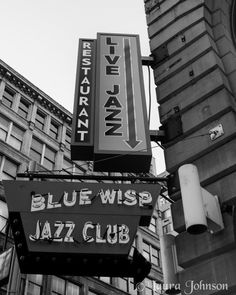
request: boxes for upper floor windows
[118,277,136,295]
[20,274,43,295]
[49,120,59,140]
[35,110,46,131]
[30,137,43,163]
[98,277,111,284]
[51,276,80,295]
[2,87,15,108]
[145,278,162,295]
[18,98,30,119]
[35,109,62,142]
[30,137,56,170]
[148,216,158,235]
[44,145,56,170]
[62,157,86,181]
[0,155,18,180]
[163,222,174,234]
[0,115,9,141]
[65,131,71,150]
[0,115,24,151]
[162,209,171,219]
[142,240,161,267]
[8,124,24,151]
[0,200,8,234]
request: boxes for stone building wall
[144,0,236,293]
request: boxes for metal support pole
[16,172,167,183]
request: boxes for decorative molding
[0,63,72,125]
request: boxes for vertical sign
[71,39,96,160]
[94,33,152,172]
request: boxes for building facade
[0,58,165,295]
[144,0,236,293]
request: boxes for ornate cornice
[0,62,72,125]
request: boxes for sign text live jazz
[104,37,122,136]
[29,188,152,245]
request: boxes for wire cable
[147,65,152,128]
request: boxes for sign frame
[94,33,152,172]
[71,38,96,160]
[3,180,160,267]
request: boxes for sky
[1,0,165,174]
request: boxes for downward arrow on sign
[124,38,141,149]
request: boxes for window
[62,158,86,182]
[49,120,59,139]
[74,161,87,174]
[29,137,56,170]
[162,209,171,219]
[1,157,18,180]
[163,223,173,234]
[43,146,56,170]
[99,277,111,284]
[8,124,24,151]
[145,278,153,295]
[0,116,24,151]
[159,196,169,206]
[20,274,43,295]
[51,276,80,295]
[27,274,43,295]
[63,158,73,172]
[30,137,43,163]
[0,115,9,141]
[151,247,160,267]
[65,131,71,149]
[35,110,46,131]
[63,159,86,174]
[0,201,8,234]
[18,98,30,119]
[119,277,129,292]
[148,216,158,234]
[63,158,75,179]
[2,87,15,108]
[118,278,136,295]
[142,241,160,267]
[129,279,137,295]
[145,278,162,295]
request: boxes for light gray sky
[1,0,165,173]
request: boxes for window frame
[35,109,46,131]
[18,97,30,119]
[20,274,43,295]
[142,240,161,267]
[51,276,80,295]
[65,130,71,149]
[43,145,56,170]
[0,115,10,142]
[2,87,15,108]
[30,137,44,164]
[49,120,59,140]
[8,124,24,151]
[148,216,158,234]
[0,156,18,180]
[30,137,56,170]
